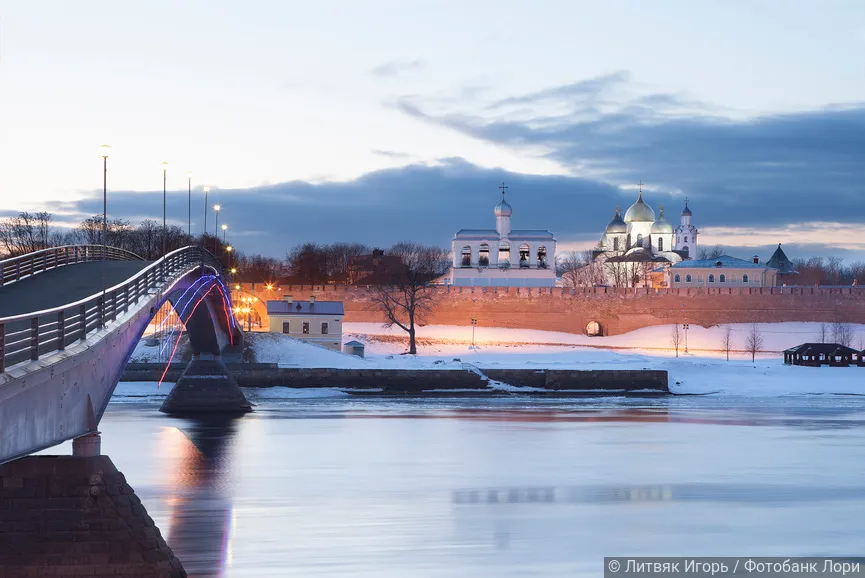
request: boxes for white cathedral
[450,186,557,287]
[592,186,698,284]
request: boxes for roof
[454,229,555,241]
[624,192,655,223]
[784,343,861,355]
[344,340,365,347]
[671,255,767,269]
[766,244,797,274]
[266,300,344,316]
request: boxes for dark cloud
[53,159,862,262]
[394,73,865,233]
[370,59,424,78]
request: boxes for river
[75,386,865,576]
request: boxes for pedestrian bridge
[0,245,239,464]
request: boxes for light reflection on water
[99,391,865,577]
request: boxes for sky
[1,0,864,260]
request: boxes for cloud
[48,159,864,263]
[371,149,414,159]
[393,72,865,235]
[370,59,424,78]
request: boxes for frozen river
[86,386,865,576]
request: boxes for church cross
[638,180,643,192]
[498,182,508,197]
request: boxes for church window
[684,236,688,243]
[478,244,489,267]
[636,233,643,247]
[498,241,510,267]
[682,245,689,257]
[537,246,548,269]
[626,234,631,249]
[674,274,681,283]
[519,244,530,268]
[743,274,749,283]
[686,274,692,283]
[613,237,619,251]
[709,274,715,283]
[658,237,664,251]
[461,246,472,267]
[719,274,726,283]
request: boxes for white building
[669,255,777,288]
[592,187,698,287]
[266,296,344,351]
[450,187,557,287]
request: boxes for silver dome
[650,206,673,234]
[605,209,627,233]
[624,192,655,223]
[494,198,512,217]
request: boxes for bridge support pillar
[72,431,101,457]
[0,455,186,576]
[159,354,252,415]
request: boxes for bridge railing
[0,245,144,288]
[0,245,222,373]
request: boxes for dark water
[90,388,865,576]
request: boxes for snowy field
[236,322,865,397]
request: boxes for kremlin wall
[233,283,865,336]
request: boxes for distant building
[450,186,557,287]
[766,244,798,285]
[347,249,405,285]
[669,255,778,288]
[266,296,344,351]
[784,343,863,367]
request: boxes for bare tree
[818,323,829,344]
[698,245,724,260]
[745,324,764,362]
[832,322,854,348]
[369,242,450,354]
[0,211,55,256]
[721,326,734,361]
[670,324,682,358]
[559,250,605,288]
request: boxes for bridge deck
[0,261,152,317]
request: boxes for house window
[461,246,472,267]
[674,274,681,283]
[537,246,548,268]
[719,274,726,283]
[321,322,329,335]
[658,237,664,251]
[282,322,290,334]
[709,274,715,283]
[613,237,619,251]
[743,274,749,283]
[686,274,692,283]
[519,244,530,268]
[303,322,310,335]
[478,244,489,267]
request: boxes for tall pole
[203,187,209,241]
[187,173,192,238]
[214,204,221,254]
[161,162,168,259]
[100,145,110,327]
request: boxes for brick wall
[237,283,865,336]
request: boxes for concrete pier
[159,355,252,415]
[0,455,186,576]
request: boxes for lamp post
[187,172,192,237]
[100,145,110,326]
[221,223,228,245]
[213,204,221,254]
[683,323,690,354]
[471,317,477,349]
[161,161,168,259]
[203,186,210,241]
[226,245,233,276]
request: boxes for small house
[267,296,344,351]
[343,340,365,358]
[783,343,863,367]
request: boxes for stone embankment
[122,362,669,394]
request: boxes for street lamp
[187,172,192,237]
[683,323,690,353]
[471,317,478,349]
[99,144,110,326]
[213,203,221,254]
[203,186,210,240]
[221,223,228,245]
[160,161,168,259]
[226,244,233,274]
